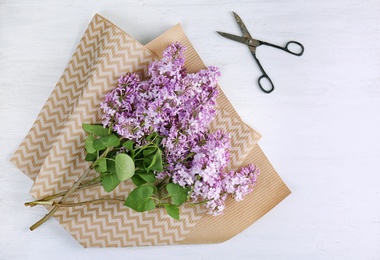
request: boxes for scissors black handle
[252,40,304,93]
[260,40,305,56]
[251,53,275,93]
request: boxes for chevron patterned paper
[11,14,290,247]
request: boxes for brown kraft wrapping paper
[10,14,291,247]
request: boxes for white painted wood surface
[1,0,379,259]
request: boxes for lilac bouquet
[27,43,259,223]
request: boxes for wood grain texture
[1,0,379,259]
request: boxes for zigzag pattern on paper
[10,15,108,181]
[52,182,205,247]
[31,19,153,199]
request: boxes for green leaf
[166,183,190,206]
[85,153,97,162]
[107,159,116,174]
[85,135,96,154]
[155,136,163,146]
[135,168,148,174]
[131,170,147,186]
[131,175,146,186]
[145,132,158,141]
[93,140,106,151]
[101,172,120,192]
[139,172,156,183]
[124,186,156,212]
[134,159,144,171]
[93,134,120,150]
[144,155,156,170]
[122,140,134,152]
[115,153,135,181]
[95,158,107,173]
[123,140,135,158]
[164,204,180,220]
[150,149,163,172]
[143,147,157,157]
[82,123,109,137]
[143,147,157,170]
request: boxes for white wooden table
[1,0,379,259]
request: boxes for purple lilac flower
[100,42,259,215]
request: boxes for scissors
[217,12,304,93]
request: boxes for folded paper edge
[179,144,291,245]
[30,14,156,199]
[9,14,112,181]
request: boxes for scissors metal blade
[217,31,247,44]
[217,31,260,47]
[232,11,253,40]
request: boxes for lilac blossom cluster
[100,43,259,215]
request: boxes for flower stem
[29,149,109,231]
[156,176,169,189]
[45,198,125,207]
[188,200,209,206]
[24,181,101,207]
[29,166,93,231]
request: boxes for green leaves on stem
[131,136,163,186]
[83,123,188,220]
[124,186,156,212]
[101,172,120,192]
[82,123,110,137]
[163,204,180,220]
[83,123,135,193]
[124,182,190,220]
[85,135,96,154]
[166,183,190,206]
